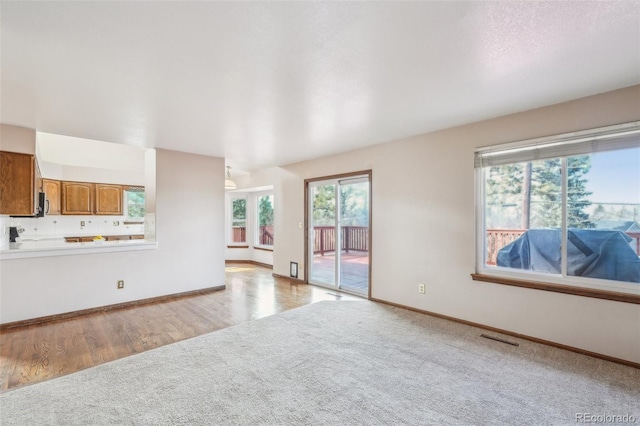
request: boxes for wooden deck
[310,250,369,295]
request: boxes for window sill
[253,246,273,252]
[227,245,249,249]
[471,273,640,304]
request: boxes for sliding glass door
[307,174,370,296]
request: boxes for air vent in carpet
[481,334,519,346]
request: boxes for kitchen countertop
[0,237,157,260]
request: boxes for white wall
[37,132,148,185]
[0,149,225,323]
[0,124,35,154]
[242,85,640,363]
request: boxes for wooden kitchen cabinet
[61,182,94,215]
[95,184,122,215]
[0,151,37,216]
[42,179,61,215]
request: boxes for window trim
[254,191,274,249]
[474,122,640,303]
[228,194,248,246]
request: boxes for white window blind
[475,122,640,168]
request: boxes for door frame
[304,170,372,299]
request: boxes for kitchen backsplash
[8,215,145,238]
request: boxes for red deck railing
[232,227,246,243]
[313,226,368,255]
[235,226,639,260]
[259,226,273,246]
[485,229,526,265]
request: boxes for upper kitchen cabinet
[0,151,38,216]
[95,184,122,215]
[61,181,94,215]
[42,179,61,215]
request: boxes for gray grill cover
[496,229,640,283]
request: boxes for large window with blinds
[475,122,640,296]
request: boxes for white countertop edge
[0,241,158,260]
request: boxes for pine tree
[258,196,273,226]
[530,159,562,228]
[232,198,246,221]
[485,164,524,228]
[566,155,593,228]
[486,155,593,230]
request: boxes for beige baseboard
[370,297,640,370]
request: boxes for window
[256,193,274,248]
[124,187,145,222]
[475,123,640,296]
[230,196,247,244]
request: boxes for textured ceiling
[1,1,639,172]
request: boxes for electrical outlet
[80,221,85,227]
[418,284,425,294]
[117,280,124,289]
[113,221,120,226]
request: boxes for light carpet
[1,301,638,425]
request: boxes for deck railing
[259,226,274,246]
[485,229,526,265]
[313,226,368,255]
[626,232,640,257]
[232,227,246,243]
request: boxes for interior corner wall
[269,85,640,363]
[0,148,225,323]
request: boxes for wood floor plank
[0,263,359,392]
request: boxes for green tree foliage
[340,183,369,226]
[312,185,336,226]
[312,183,369,227]
[485,164,524,228]
[486,155,593,229]
[530,159,562,228]
[258,195,274,226]
[232,198,246,220]
[566,155,593,228]
[126,191,145,219]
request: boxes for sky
[585,147,640,205]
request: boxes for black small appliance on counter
[9,227,20,242]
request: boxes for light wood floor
[0,262,360,393]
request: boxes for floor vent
[481,334,519,346]
[326,292,343,298]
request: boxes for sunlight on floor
[225,266,254,273]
